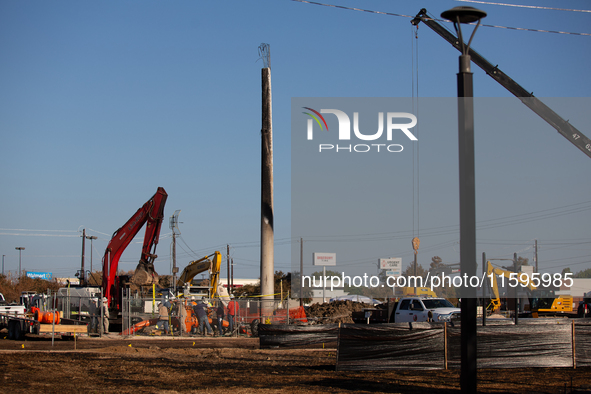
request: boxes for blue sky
[1,1,589,283]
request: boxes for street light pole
[441,6,486,394]
[15,247,25,278]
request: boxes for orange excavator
[102,187,168,311]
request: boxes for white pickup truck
[392,297,460,323]
[352,297,460,324]
[0,293,26,316]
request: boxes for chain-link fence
[41,287,309,337]
[52,286,104,335]
[118,293,307,337]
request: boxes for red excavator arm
[102,187,168,306]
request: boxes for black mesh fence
[336,323,445,371]
[259,324,339,348]
[259,319,587,371]
[447,320,573,369]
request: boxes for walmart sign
[25,271,52,280]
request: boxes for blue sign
[26,271,52,280]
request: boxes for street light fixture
[440,6,486,394]
[15,247,25,278]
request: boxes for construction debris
[306,301,373,324]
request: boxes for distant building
[221,278,260,291]
[557,278,591,298]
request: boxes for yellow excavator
[177,251,223,299]
[486,261,573,317]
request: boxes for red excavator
[102,187,168,311]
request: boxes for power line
[289,0,414,18]
[0,232,79,238]
[455,0,591,13]
[0,228,78,233]
[289,0,591,36]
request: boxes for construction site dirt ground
[1,334,590,394]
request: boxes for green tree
[0,274,61,303]
[561,267,572,276]
[403,260,427,278]
[429,256,445,273]
[237,271,299,300]
[574,268,591,278]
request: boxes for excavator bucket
[131,260,159,286]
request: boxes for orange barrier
[120,318,159,335]
[208,317,229,327]
[272,306,308,323]
[35,310,60,325]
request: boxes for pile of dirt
[306,300,373,324]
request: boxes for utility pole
[482,252,486,326]
[534,239,538,273]
[231,258,234,295]
[86,235,98,285]
[227,244,230,295]
[81,229,86,286]
[170,210,181,294]
[513,252,519,325]
[412,237,420,294]
[2,255,4,276]
[172,231,177,292]
[15,247,25,278]
[300,238,303,307]
[259,43,274,319]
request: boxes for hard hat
[230,294,234,299]
[103,297,108,302]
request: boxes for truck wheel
[250,319,260,337]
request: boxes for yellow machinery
[177,251,222,298]
[486,261,573,316]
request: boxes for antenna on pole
[170,210,181,293]
[258,43,271,69]
[170,210,181,235]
